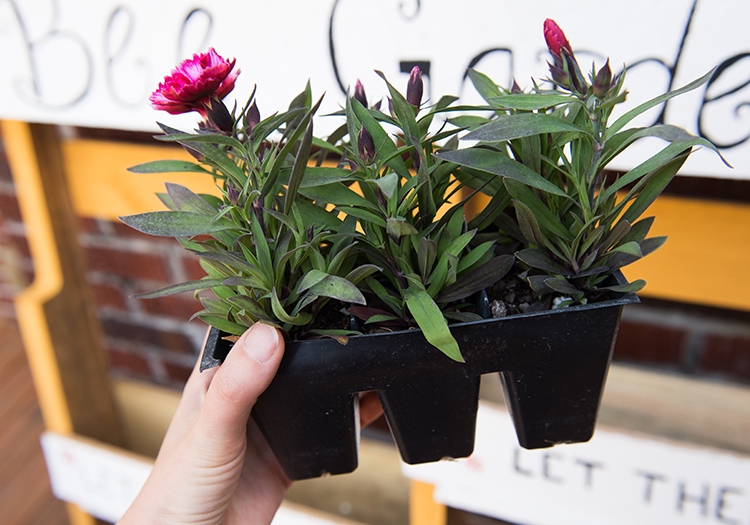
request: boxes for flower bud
[406,66,423,107]
[543,19,573,63]
[511,79,523,94]
[227,183,240,206]
[204,96,234,133]
[594,59,612,98]
[563,50,586,94]
[245,100,260,131]
[547,62,570,88]
[353,79,368,107]
[358,126,376,164]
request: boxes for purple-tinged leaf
[437,255,514,303]
[516,248,572,275]
[544,277,580,295]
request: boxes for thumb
[193,323,284,452]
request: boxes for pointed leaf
[345,264,382,285]
[438,255,514,303]
[271,288,313,326]
[489,93,576,111]
[133,278,226,299]
[464,113,590,142]
[404,284,464,362]
[284,115,315,214]
[598,279,646,293]
[309,275,366,305]
[127,160,209,174]
[606,69,715,139]
[516,249,572,275]
[197,314,247,335]
[296,269,329,294]
[544,277,580,295]
[166,183,217,214]
[436,148,570,199]
[119,211,236,237]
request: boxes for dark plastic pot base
[201,273,638,480]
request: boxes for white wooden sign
[0,0,746,178]
[403,402,750,525]
[40,431,361,524]
[40,432,153,523]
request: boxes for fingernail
[242,323,280,364]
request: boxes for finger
[160,329,219,452]
[191,323,284,454]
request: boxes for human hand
[119,322,288,525]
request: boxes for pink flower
[543,19,572,59]
[149,48,240,117]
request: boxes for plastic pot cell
[200,272,638,480]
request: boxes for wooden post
[410,481,447,525]
[3,121,123,525]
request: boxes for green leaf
[514,200,546,247]
[335,206,387,228]
[504,179,574,241]
[598,279,646,293]
[127,160,209,174]
[295,200,342,230]
[165,183,217,214]
[640,236,667,256]
[351,99,412,179]
[345,264,381,285]
[133,278,226,299]
[374,69,421,142]
[418,237,438,278]
[447,115,490,129]
[609,241,643,258]
[308,275,367,305]
[387,217,418,239]
[158,128,247,185]
[405,283,464,362]
[155,126,246,150]
[605,69,716,139]
[197,315,247,336]
[489,93,576,111]
[297,167,356,188]
[225,295,273,321]
[271,288,313,326]
[300,182,381,213]
[464,113,590,142]
[119,211,236,237]
[251,215,274,280]
[468,69,502,103]
[284,115,315,214]
[436,148,570,199]
[618,150,690,227]
[372,172,398,200]
[296,269,329,294]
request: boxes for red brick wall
[1,128,750,389]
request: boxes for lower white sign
[40,432,362,524]
[403,402,750,525]
[40,432,153,523]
